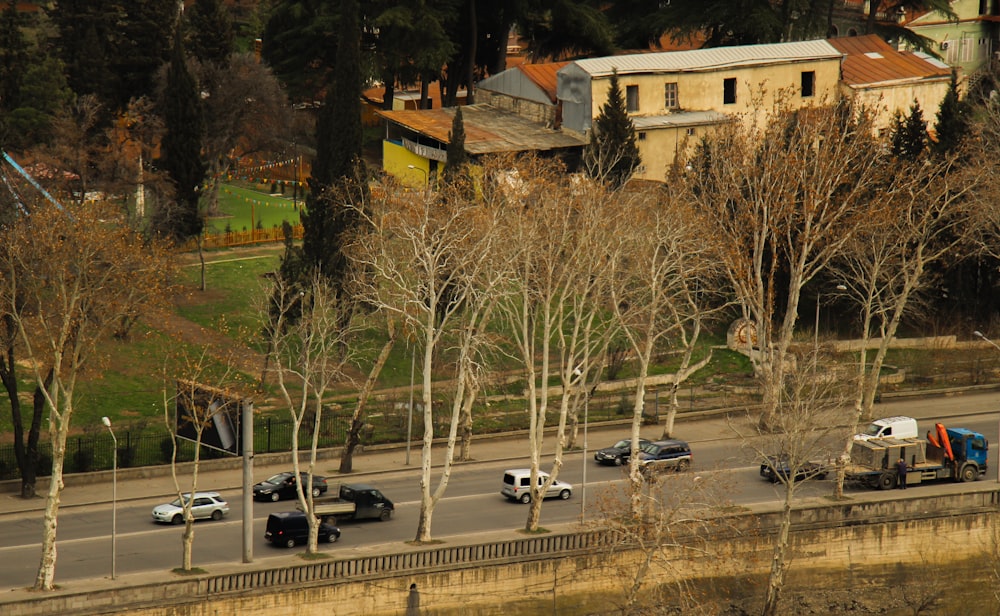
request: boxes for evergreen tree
[890,101,927,161]
[186,0,235,68]
[583,69,640,189]
[301,0,366,290]
[933,71,969,156]
[0,1,28,113]
[158,30,206,241]
[442,106,467,185]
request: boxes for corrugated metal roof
[377,104,587,154]
[570,39,842,77]
[632,110,731,129]
[517,62,568,103]
[828,35,951,87]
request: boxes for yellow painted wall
[382,141,431,187]
[846,81,952,132]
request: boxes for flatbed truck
[844,424,989,490]
[296,483,394,522]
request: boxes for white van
[500,469,573,504]
[854,416,918,441]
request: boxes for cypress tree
[159,30,206,241]
[442,106,467,185]
[583,69,640,189]
[186,0,235,68]
[301,0,366,290]
[933,71,969,156]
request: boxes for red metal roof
[828,35,951,87]
[517,62,568,103]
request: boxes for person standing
[896,457,908,489]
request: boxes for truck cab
[947,427,989,472]
[339,484,394,520]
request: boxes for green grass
[206,184,302,235]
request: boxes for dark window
[723,78,737,104]
[626,85,639,112]
[638,132,646,141]
[801,71,815,97]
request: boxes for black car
[253,472,328,501]
[594,438,652,465]
[759,455,828,483]
[637,439,692,472]
[265,511,340,548]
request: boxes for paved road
[1,388,999,594]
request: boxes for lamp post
[407,164,427,188]
[815,284,848,347]
[572,366,588,522]
[973,331,1000,484]
[406,346,415,466]
[101,416,117,580]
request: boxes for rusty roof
[828,35,951,87]
[377,104,586,154]
[517,62,568,103]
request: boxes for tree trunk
[761,487,795,616]
[34,425,67,590]
[340,328,396,473]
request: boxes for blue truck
[844,425,989,490]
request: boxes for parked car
[759,455,828,483]
[151,492,229,525]
[594,438,651,466]
[264,511,341,548]
[637,439,692,473]
[500,468,573,504]
[253,472,328,501]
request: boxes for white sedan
[151,492,229,525]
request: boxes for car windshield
[862,423,881,436]
[264,473,289,484]
[613,440,630,449]
[641,443,660,454]
[169,496,191,507]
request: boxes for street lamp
[974,330,1000,352]
[407,164,427,187]
[101,416,117,580]
[572,366,589,522]
[815,284,848,347]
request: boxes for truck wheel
[520,493,532,504]
[960,464,977,483]
[380,509,392,521]
[878,473,895,490]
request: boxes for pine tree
[890,101,927,161]
[933,71,969,156]
[442,106,467,185]
[0,2,28,113]
[186,0,235,68]
[583,69,640,189]
[158,30,206,241]
[301,0,366,290]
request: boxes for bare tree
[829,150,980,498]
[164,369,243,571]
[493,156,621,532]
[347,177,508,543]
[732,350,854,616]
[261,272,353,553]
[607,188,728,515]
[0,199,174,590]
[683,100,889,425]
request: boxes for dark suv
[265,511,341,548]
[637,439,692,473]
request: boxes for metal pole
[101,417,117,580]
[814,291,820,349]
[242,400,254,563]
[406,346,415,466]
[581,392,588,523]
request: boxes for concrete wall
[7,488,1000,615]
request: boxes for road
[1,391,999,589]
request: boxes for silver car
[152,492,229,525]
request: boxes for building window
[723,78,737,105]
[686,127,696,136]
[638,132,647,141]
[801,71,815,97]
[626,85,639,112]
[664,82,678,109]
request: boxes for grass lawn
[205,184,302,235]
